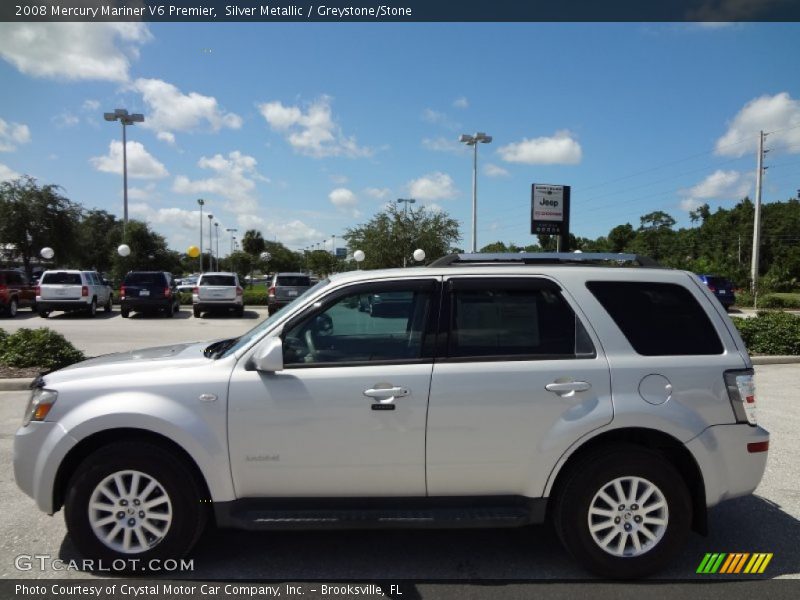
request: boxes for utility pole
[750,131,768,305]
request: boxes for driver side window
[283,285,434,366]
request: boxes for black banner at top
[3,0,800,22]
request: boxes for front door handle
[363,386,409,403]
[545,380,591,396]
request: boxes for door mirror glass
[252,337,284,372]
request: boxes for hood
[43,341,212,386]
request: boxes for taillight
[34,285,40,296]
[192,286,199,294]
[81,286,88,297]
[724,369,757,425]
[268,286,276,296]
[120,285,126,299]
[164,286,172,298]
[236,286,243,296]
[708,286,716,292]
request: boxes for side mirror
[251,337,284,372]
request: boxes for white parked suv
[36,270,113,318]
[192,272,244,317]
[14,253,769,578]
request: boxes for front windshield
[219,278,330,358]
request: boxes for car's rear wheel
[64,442,207,567]
[87,298,97,318]
[104,297,113,313]
[553,445,691,579]
[6,297,18,318]
[193,306,201,318]
[235,306,244,317]
[120,307,130,318]
[38,309,50,318]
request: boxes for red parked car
[0,269,37,317]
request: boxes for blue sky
[1,22,799,254]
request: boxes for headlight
[22,388,58,427]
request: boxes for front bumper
[14,421,77,514]
[686,423,769,507]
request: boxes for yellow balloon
[187,245,200,258]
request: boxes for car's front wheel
[553,445,691,579]
[64,442,207,567]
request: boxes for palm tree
[241,230,266,286]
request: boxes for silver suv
[36,269,113,318]
[13,253,768,578]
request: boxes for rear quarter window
[586,281,723,356]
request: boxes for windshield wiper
[203,337,239,358]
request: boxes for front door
[228,278,439,498]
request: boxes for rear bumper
[36,300,90,311]
[194,300,242,310]
[686,423,769,507]
[121,298,172,311]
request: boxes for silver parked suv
[13,253,768,578]
[36,269,113,318]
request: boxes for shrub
[759,295,789,309]
[734,311,800,355]
[178,292,193,306]
[243,290,269,305]
[0,328,86,371]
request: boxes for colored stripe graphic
[699,552,773,574]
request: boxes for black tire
[235,306,244,317]
[164,303,174,318]
[193,306,201,318]
[39,310,50,318]
[87,298,97,318]
[120,308,130,319]
[6,297,18,318]
[552,445,691,579]
[64,441,208,567]
[104,297,113,313]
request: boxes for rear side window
[277,276,310,287]
[124,272,164,286]
[586,281,723,356]
[447,279,594,359]
[41,272,81,285]
[201,275,236,286]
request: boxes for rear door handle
[363,386,409,403]
[545,381,591,396]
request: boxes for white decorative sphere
[40,247,54,260]
[117,244,131,257]
[260,251,271,261]
[413,248,426,262]
[353,250,365,262]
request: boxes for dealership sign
[531,183,571,238]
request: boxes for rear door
[198,274,237,302]
[426,276,613,497]
[40,271,83,300]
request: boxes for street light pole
[197,199,205,273]
[459,132,492,253]
[207,214,214,272]
[226,228,237,256]
[104,109,144,239]
[214,222,220,271]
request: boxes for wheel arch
[545,427,707,535]
[53,428,212,517]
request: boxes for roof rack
[427,252,662,268]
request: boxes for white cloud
[422,136,467,154]
[128,183,158,201]
[330,174,349,184]
[157,131,176,145]
[132,78,242,133]
[498,130,582,165]
[90,140,168,179]
[0,163,20,182]
[329,187,360,217]
[259,96,371,158]
[716,92,800,157]
[53,112,80,128]
[0,118,31,152]
[0,23,151,82]
[421,108,459,130]
[83,99,100,111]
[453,97,469,109]
[251,218,324,247]
[173,151,265,213]
[679,169,752,212]
[364,187,390,199]
[408,172,457,201]
[484,163,510,177]
[129,203,199,230]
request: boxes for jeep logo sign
[531,184,571,244]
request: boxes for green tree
[343,204,460,269]
[607,223,636,252]
[227,251,253,285]
[307,250,339,277]
[0,176,82,277]
[110,220,181,280]
[76,209,122,274]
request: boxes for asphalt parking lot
[0,364,797,588]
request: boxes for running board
[214,496,546,531]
